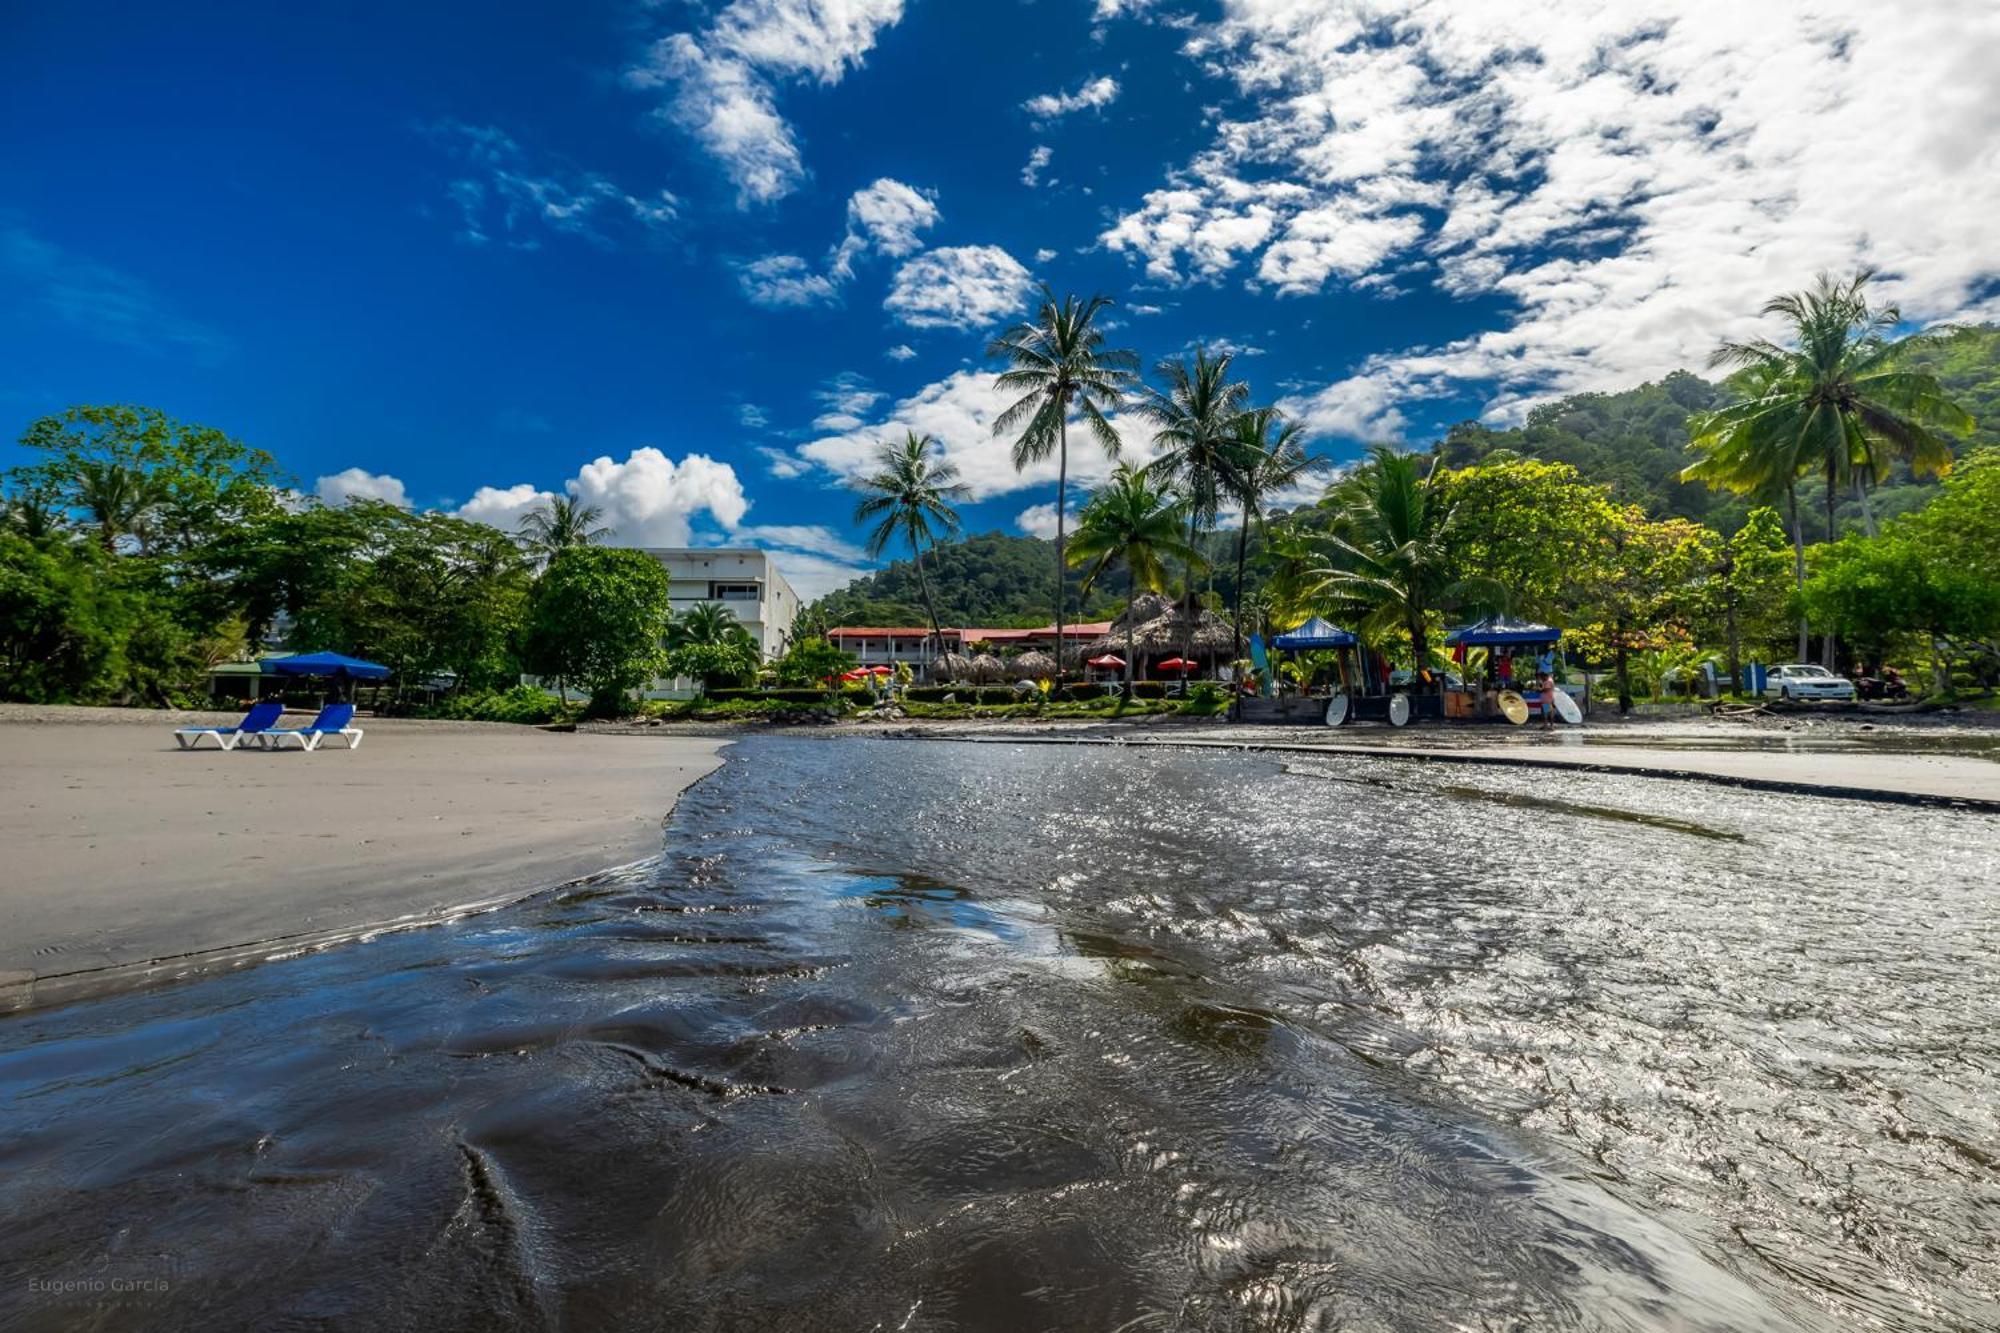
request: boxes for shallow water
[1,736,1995,1331]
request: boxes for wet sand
[0,708,726,1001]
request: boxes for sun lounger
[263,703,364,752]
[174,701,285,751]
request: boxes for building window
[710,582,760,601]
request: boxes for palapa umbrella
[930,651,972,683]
[1011,649,1059,680]
[968,653,1004,684]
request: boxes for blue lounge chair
[263,702,364,751]
[175,701,285,751]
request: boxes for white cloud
[738,403,770,429]
[793,368,1156,501]
[1024,75,1120,122]
[629,0,907,206]
[1106,2,2000,435]
[832,177,940,275]
[883,245,1034,329]
[1014,501,1081,540]
[738,253,841,307]
[757,549,872,601]
[743,176,939,306]
[1034,247,1058,264]
[884,343,917,361]
[454,482,553,531]
[424,121,677,248]
[457,449,751,547]
[316,468,410,509]
[756,445,809,478]
[735,523,870,564]
[1021,145,1053,188]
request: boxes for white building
[644,548,800,660]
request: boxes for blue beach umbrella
[266,651,391,680]
[1270,616,1358,650]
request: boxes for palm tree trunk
[1853,474,1879,538]
[1231,517,1248,663]
[1822,473,1838,667]
[1124,589,1136,701]
[913,543,945,668]
[1787,483,1808,662]
[1053,411,1068,687]
[1181,514,1199,675]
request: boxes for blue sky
[4,2,1996,597]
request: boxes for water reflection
[0,736,1993,1331]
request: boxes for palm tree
[518,495,610,565]
[852,431,968,663]
[2,480,67,542]
[1223,406,1324,661]
[74,460,161,552]
[1067,464,1198,697]
[990,288,1137,680]
[670,599,750,649]
[1304,445,1496,693]
[1132,346,1251,667]
[1684,270,1973,662]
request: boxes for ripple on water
[0,734,1993,1331]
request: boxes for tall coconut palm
[1132,346,1250,666]
[852,431,968,662]
[1684,270,1973,662]
[74,460,162,552]
[517,495,610,565]
[1067,464,1198,697]
[1304,445,1496,692]
[1224,407,1324,661]
[990,288,1137,680]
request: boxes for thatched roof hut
[930,651,972,683]
[1082,602,1237,660]
[968,653,1005,684]
[1010,649,1059,680]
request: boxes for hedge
[703,687,873,705]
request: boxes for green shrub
[1179,682,1231,716]
[412,684,572,724]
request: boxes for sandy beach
[0,707,726,1005]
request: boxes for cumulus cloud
[884,343,917,361]
[734,523,871,564]
[423,121,677,248]
[1105,2,2000,435]
[456,450,750,547]
[316,468,410,509]
[792,368,1155,500]
[1014,501,1081,540]
[629,0,907,206]
[883,245,1034,329]
[1024,75,1120,122]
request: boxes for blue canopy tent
[266,652,391,679]
[1444,615,1560,648]
[1271,616,1359,650]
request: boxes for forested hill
[812,531,1131,629]
[1437,323,2000,534]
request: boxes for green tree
[1304,446,1497,690]
[517,495,609,567]
[1223,406,1321,661]
[664,600,760,693]
[1067,464,1199,696]
[521,547,672,709]
[851,431,967,658]
[10,405,283,558]
[1133,345,1250,665]
[1431,458,1624,624]
[0,533,130,701]
[989,288,1137,679]
[773,635,855,689]
[1684,272,1975,663]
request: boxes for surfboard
[1324,693,1349,727]
[1551,687,1583,725]
[1388,693,1411,727]
[1498,690,1529,725]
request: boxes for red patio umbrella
[839,669,867,681]
[1157,657,1196,673]
[869,665,894,675]
[1087,654,1126,669]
